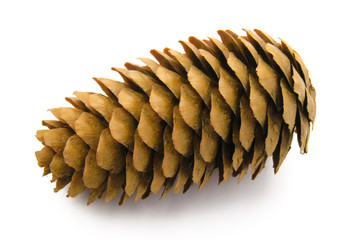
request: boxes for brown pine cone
[35,29,316,205]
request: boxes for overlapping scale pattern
[35,29,316,205]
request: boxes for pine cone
[35,29,316,205]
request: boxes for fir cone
[35,29,316,205]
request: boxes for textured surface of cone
[35,29,316,205]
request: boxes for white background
[1,0,351,239]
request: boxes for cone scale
[35,29,316,205]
